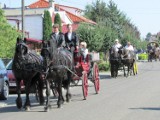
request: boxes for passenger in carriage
[65,24,79,53]
[113,39,122,52]
[80,41,88,63]
[125,41,134,51]
[124,42,135,58]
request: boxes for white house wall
[7,20,18,29]
[7,15,43,40]
[25,15,43,40]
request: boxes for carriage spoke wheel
[82,71,88,100]
[93,62,100,94]
[133,62,138,75]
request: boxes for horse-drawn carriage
[109,46,138,78]
[12,38,100,111]
[147,41,160,62]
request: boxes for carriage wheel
[93,62,100,94]
[133,62,138,75]
[82,71,88,100]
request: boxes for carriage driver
[50,24,66,48]
[113,39,122,52]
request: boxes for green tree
[0,9,19,58]
[54,13,62,32]
[83,0,143,54]
[76,23,104,52]
[145,32,151,41]
[84,0,107,22]
[43,10,52,41]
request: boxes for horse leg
[57,76,64,108]
[44,79,51,112]
[127,64,130,77]
[123,65,126,77]
[37,75,45,105]
[24,80,31,111]
[66,72,72,102]
[16,79,22,109]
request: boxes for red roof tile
[62,24,79,33]
[28,0,49,8]
[28,0,96,25]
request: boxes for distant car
[0,58,9,100]
[6,60,25,93]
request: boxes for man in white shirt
[125,42,134,51]
[113,39,122,52]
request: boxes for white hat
[115,39,119,42]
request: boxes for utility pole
[21,0,25,40]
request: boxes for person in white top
[80,41,88,62]
[113,39,122,52]
[125,42,134,51]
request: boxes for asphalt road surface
[1,61,160,120]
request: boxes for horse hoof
[44,107,49,112]
[66,98,71,103]
[25,106,30,111]
[16,97,22,109]
[58,104,63,108]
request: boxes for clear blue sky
[1,0,160,39]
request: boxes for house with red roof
[3,0,96,40]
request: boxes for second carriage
[109,47,138,78]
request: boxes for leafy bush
[138,53,148,60]
[98,61,110,71]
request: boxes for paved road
[1,61,160,120]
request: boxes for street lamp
[21,0,25,40]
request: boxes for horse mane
[14,39,42,70]
[109,46,119,59]
[48,38,73,69]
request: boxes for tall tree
[83,0,142,53]
[145,32,152,41]
[0,9,19,58]
[84,0,107,22]
[54,13,62,32]
[43,10,52,41]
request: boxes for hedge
[138,53,148,60]
[98,61,110,71]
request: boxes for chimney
[49,0,54,8]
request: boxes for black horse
[109,46,122,78]
[41,39,74,111]
[12,38,44,111]
[119,48,135,77]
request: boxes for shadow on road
[0,105,20,113]
[129,107,160,111]
[100,74,111,80]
